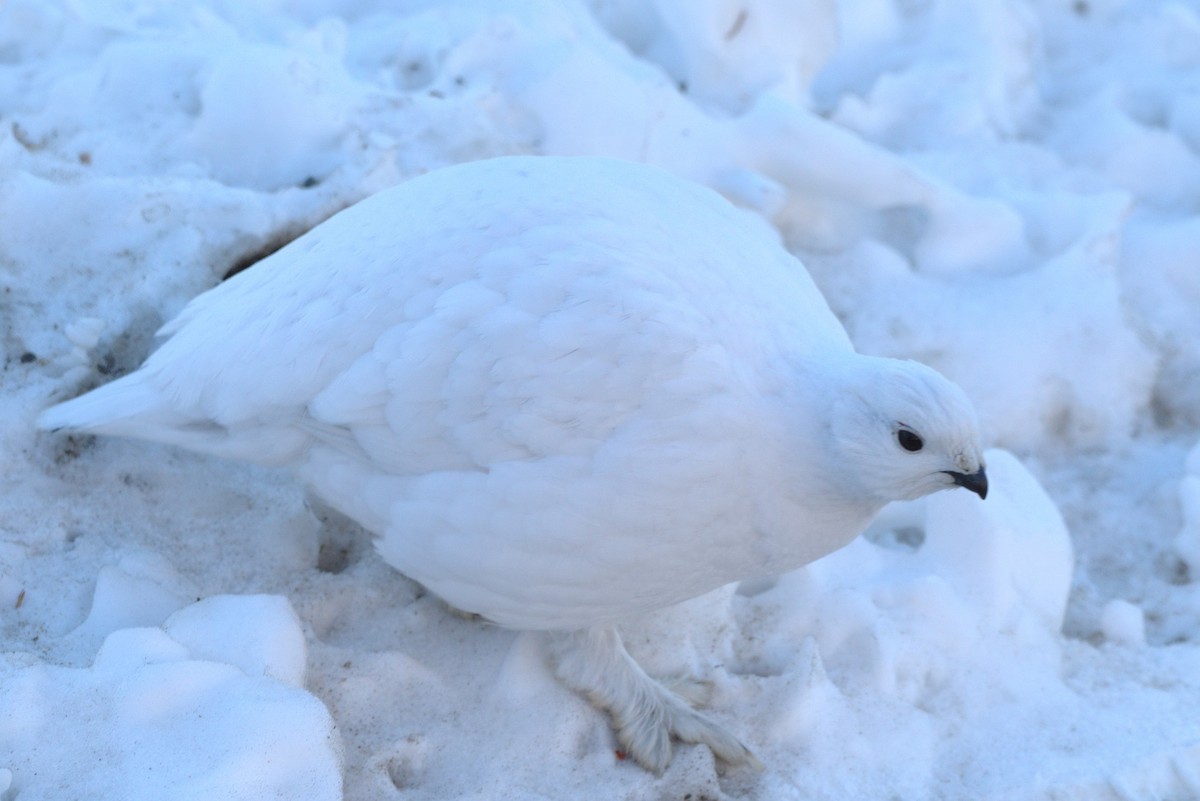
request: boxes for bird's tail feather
[36,375,179,438]
[38,374,310,465]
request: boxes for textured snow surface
[3,0,1200,799]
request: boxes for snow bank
[748,449,1071,699]
[811,223,1158,450]
[0,595,340,801]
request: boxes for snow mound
[0,595,341,801]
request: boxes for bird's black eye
[897,429,924,452]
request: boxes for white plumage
[39,156,987,772]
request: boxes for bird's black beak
[945,469,988,500]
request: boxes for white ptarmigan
[38,156,987,773]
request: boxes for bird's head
[827,357,987,504]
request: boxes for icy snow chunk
[917,189,1028,277]
[74,552,192,645]
[190,40,355,190]
[0,597,340,801]
[827,0,1040,143]
[164,594,308,687]
[63,317,106,350]
[1101,599,1146,646]
[1051,90,1200,209]
[586,0,839,112]
[93,627,190,675]
[738,95,1028,274]
[920,449,1074,632]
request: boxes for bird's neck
[741,354,888,573]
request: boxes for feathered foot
[546,626,763,775]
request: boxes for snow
[2,0,1199,799]
[1101,599,1147,646]
[2,596,340,801]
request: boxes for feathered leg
[546,626,762,774]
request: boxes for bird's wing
[302,239,756,475]
[40,157,852,475]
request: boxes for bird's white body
[40,156,985,771]
[43,157,873,627]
